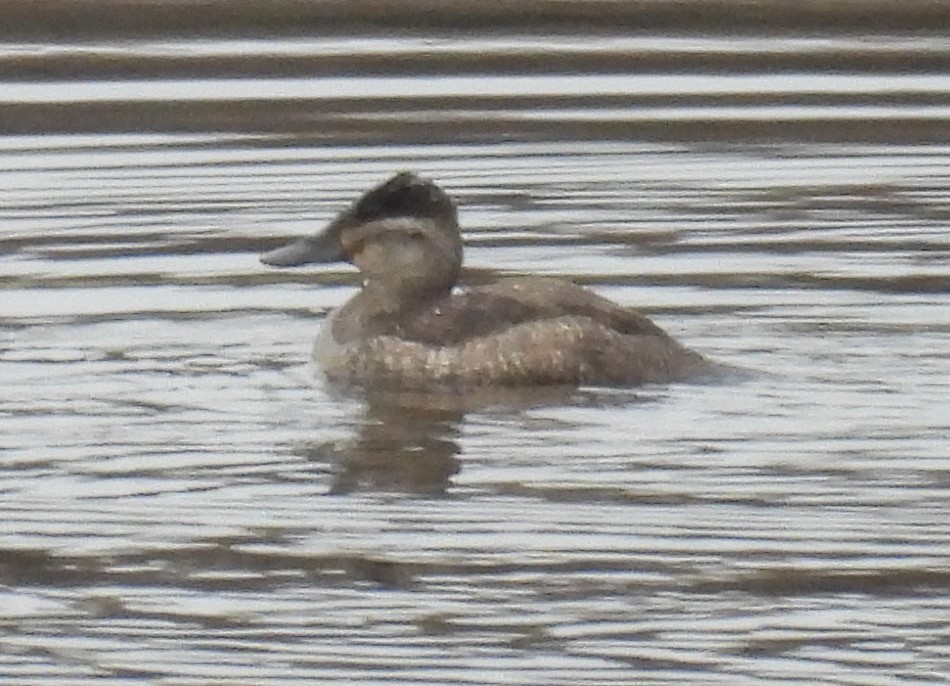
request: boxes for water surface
[2,11,949,685]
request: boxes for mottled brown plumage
[262,172,712,391]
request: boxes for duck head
[262,172,463,299]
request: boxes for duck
[261,172,713,391]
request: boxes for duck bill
[260,231,345,267]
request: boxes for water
[2,7,950,685]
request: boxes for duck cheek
[351,242,386,276]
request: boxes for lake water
[2,3,949,684]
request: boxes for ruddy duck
[262,172,712,391]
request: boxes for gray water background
[2,3,949,684]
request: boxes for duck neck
[330,280,450,344]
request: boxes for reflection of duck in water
[262,172,713,391]
[310,399,463,496]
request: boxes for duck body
[262,172,712,391]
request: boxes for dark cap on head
[349,172,456,225]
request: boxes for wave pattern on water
[1,23,950,686]
[1,33,949,142]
